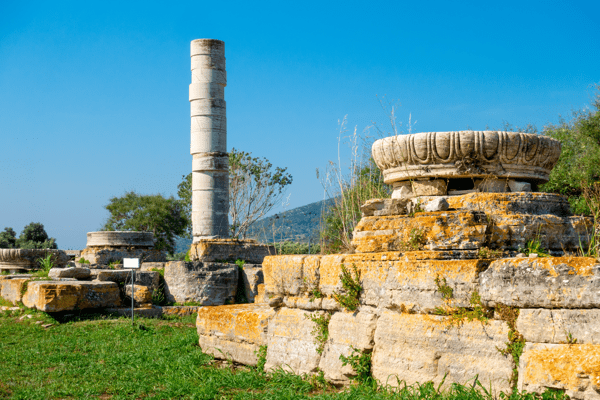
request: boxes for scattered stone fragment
[48,267,91,280]
[360,198,408,217]
[412,179,447,196]
[42,323,53,328]
[508,180,532,192]
[422,197,449,212]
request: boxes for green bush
[540,84,600,215]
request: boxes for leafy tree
[102,192,189,254]
[178,148,293,239]
[541,84,600,214]
[16,223,57,249]
[0,227,17,249]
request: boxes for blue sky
[1,0,598,249]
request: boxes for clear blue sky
[1,0,598,249]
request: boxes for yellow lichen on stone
[0,278,30,304]
[520,344,600,397]
[507,257,597,277]
[196,304,274,344]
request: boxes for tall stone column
[190,39,229,241]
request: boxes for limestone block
[508,180,532,192]
[48,267,90,280]
[86,231,155,248]
[240,264,264,303]
[352,211,488,253]
[372,131,561,184]
[372,311,512,392]
[124,284,153,305]
[517,309,600,344]
[519,343,600,400]
[161,306,199,317]
[479,257,600,308]
[22,281,120,312]
[0,249,70,270]
[446,192,572,216]
[197,304,275,366]
[391,181,414,200]
[422,197,449,212]
[383,258,485,312]
[94,270,159,290]
[486,213,591,252]
[265,307,322,374]
[262,255,321,297]
[140,262,166,271]
[189,239,273,264]
[263,255,305,296]
[78,248,166,266]
[319,310,378,385]
[412,180,447,196]
[360,198,408,217]
[255,283,266,304]
[163,261,237,305]
[0,277,30,304]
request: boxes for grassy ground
[0,306,567,400]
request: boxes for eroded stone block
[319,310,378,385]
[517,309,600,344]
[519,343,600,400]
[22,281,120,312]
[371,311,512,392]
[48,267,91,280]
[479,257,600,308]
[197,304,275,366]
[265,307,322,374]
[163,261,237,305]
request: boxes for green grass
[0,308,569,400]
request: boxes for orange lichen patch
[21,281,120,312]
[303,255,321,288]
[318,254,348,293]
[22,281,80,312]
[352,211,487,253]
[0,278,30,304]
[506,257,597,277]
[445,192,569,214]
[387,259,486,286]
[196,304,274,344]
[521,344,600,393]
[262,255,308,295]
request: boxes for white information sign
[123,258,140,269]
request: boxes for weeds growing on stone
[339,346,374,386]
[305,311,331,355]
[32,254,54,278]
[333,264,362,311]
[477,246,503,259]
[255,344,268,372]
[496,304,525,392]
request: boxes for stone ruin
[194,130,600,399]
[2,39,600,398]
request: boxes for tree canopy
[0,223,57,249]
[102,192,189,254]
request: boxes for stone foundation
[189,238,273,264]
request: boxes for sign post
[123,258,140,325]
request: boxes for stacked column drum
[190,39,229,240]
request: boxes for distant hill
[174,198,334,252]
[246,198,335,243]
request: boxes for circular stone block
[86,231,155,248]
[0,249,70,270]
[371,131,561,185]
